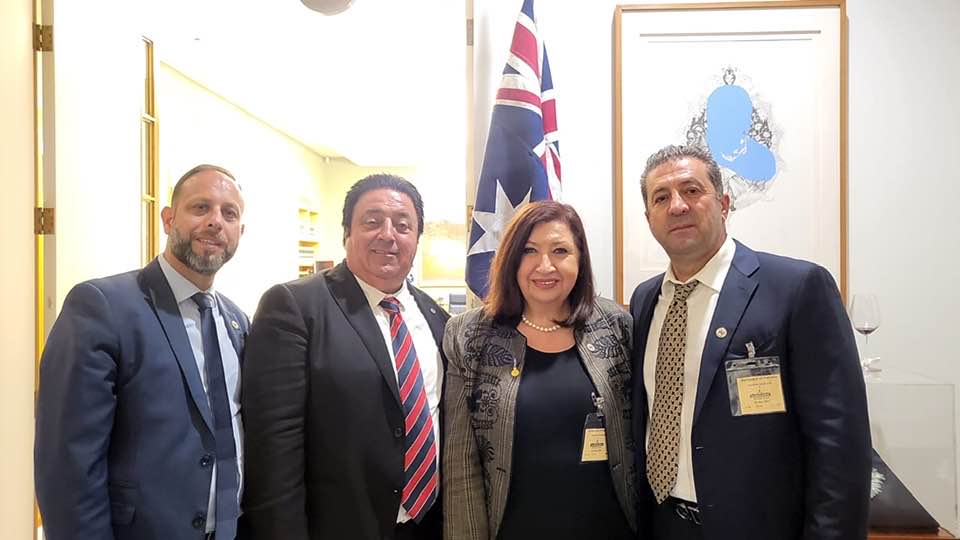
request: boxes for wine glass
[848,293,881,372]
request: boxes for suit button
[192,512,206,529]
[200,454,213,467]
[394,427,403,438]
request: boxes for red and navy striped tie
[379,296,438,521]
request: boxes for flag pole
[464,0,483,310]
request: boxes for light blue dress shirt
[158,254,243,533]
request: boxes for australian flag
[465,0,561,299]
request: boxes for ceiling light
[300,0,355,15]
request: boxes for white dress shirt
[643,235,735,503]
[158,254,243,532]
[354,276,443,524]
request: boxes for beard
[168,228,235,275]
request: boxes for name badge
[580,412,608,462]
[724,356,787,416]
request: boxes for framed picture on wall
[613,0,846,304]
[417,221,468,288]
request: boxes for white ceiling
[144,0,466,167]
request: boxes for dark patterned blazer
[441,297,636,540]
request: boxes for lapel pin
[231,320,240,330]
[586,343,597,352]
[715,327,728,339]
[430,307,437,314]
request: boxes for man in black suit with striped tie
[240,174,449,540]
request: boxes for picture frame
[417,220,468,288]
[614,1,847,304]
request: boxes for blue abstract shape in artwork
[706,84,776,182]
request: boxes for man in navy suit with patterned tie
[241,174,448,540]
[629,145,871,540]
[36,164,250,540]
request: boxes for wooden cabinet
[298,208,320,277]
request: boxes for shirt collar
[157,253,216,305]
[662,235,736,295]
[354,274,415,312]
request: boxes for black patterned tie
[192,293,239,538]
[647,280,699,503]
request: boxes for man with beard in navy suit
[36,164,249,540]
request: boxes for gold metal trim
[141,37,160,265]
[34,0,48,535]
[613,6,624,305]
[838,0,848,302]
[33,24,52,52]
[616,1,841,12]
[34,207,54,235]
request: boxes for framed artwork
[614,1,846,304]
[417,221,468,288]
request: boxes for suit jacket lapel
[631,281,661,450]
[408,285,447,352]
[632,283,661,374]
[693,241,759,424]
[215,294,246,363]
[326,263,402,407]
[141,259,215,434]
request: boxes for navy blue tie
[192,292,239,539]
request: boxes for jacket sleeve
[239,283,311,540]
[35,282,119,540]
[605,298,634,361]
[442,314,490,540]
[789,265,871,540]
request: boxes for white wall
[475,0,960,532]
[155,66,427,314]
[52,0,143,305]
[157,64,334,315]
[0,0,39,536]
[846,0,960,411]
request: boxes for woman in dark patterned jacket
[443,201,636,539]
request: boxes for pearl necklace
[521,314,562,333]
